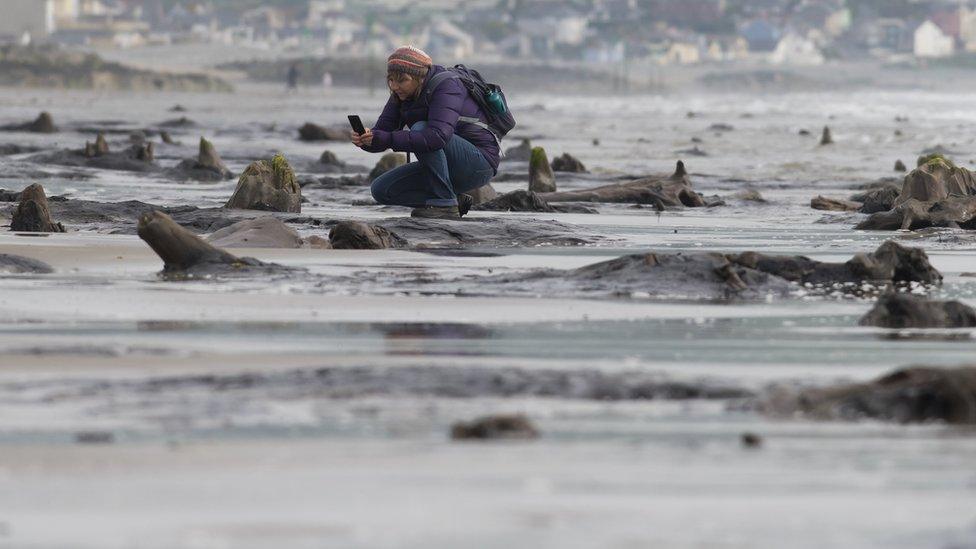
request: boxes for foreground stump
[137,211,287,278]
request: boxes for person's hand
[350,128,373,148]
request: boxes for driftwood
[541,161,706,208]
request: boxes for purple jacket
[365,65,500,173]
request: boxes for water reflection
[1,316,975,367]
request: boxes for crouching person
[351,46,500,220]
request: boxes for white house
[914,20,954,58]
[551,12,588,45]
[0,0,55,39]
[322,16,360,52]
[705,37,750,62]
[769,32,825,65]
[419,19,475,61]
[51,0,79,27]
[513,5,589,55]
[960,7,976,51]
[307,0,345,29]
[582,39,624,63]
[662,42,700,65]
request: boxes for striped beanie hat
[388,45,432,77]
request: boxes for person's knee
[370,178,390,204]
[410,121,427,131]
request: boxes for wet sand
[4,434,975,549]
[1,81,976,547]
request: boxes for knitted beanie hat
[388,45,432,77]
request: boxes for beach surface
[1,81,975,548]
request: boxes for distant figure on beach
[322,71,333,90]
[351,46,502,220]
[286,62,300,92]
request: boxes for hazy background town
[5,0,976,93]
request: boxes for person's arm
[371,79,464,154]
[362,95,402,152]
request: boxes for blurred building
[0,0,55,40]
[420,19,475,60]
[914,20,954,58]
[52,0,80,26]
[770,32,825,65]
[307,0,346,28]
[662,41,701,65]
[961,7,976,51]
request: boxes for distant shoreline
[217,55,976,95]
[81,42,976,95]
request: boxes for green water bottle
[485,89,507,115]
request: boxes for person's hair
[387,67,428,81]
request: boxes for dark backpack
[421,64,516,144]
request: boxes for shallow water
[1,83,975,548]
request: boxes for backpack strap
[422,70,504,153]
[458,116,501,149]
[421,70,459,106]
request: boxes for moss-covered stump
[528,147,556,193]
[858,156,976,230]
[917,152,953,168]
[225,154,301,213]
[898,155,976,205]
[11,183,65,233]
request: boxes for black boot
[458,193,474,217]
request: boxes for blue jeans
[371,121,494,208]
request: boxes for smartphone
[348,115,366,135]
